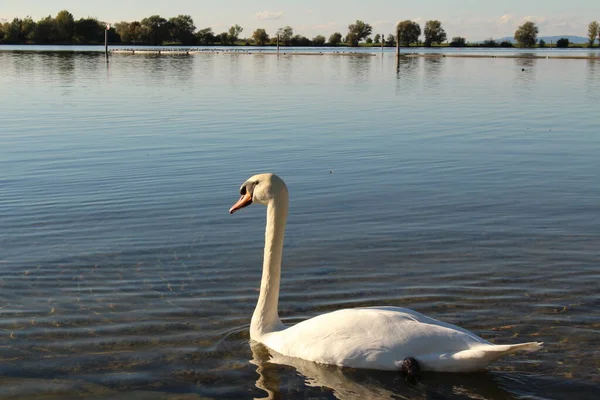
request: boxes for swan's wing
[262,307,492,370]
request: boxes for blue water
[0,49,599,399]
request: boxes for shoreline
[109,48,376,56]
[107,48,600,59]
[406,53,600,60]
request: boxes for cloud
[256,11,284,20]
[523,15,548,25]
[497,14,548,28]
[497,14,514,25]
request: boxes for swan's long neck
[250,192,288,339]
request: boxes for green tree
[196,27,215,45]
[423,20,446,46]
[217,32,229,44]
[55,10,75,43]
[140,15,169,45]
[252,28,269,45]
[556,38,569,48]
[514,21,538,48]
[3,18,23,43]
[345,20,372,47]
[115,21,143,44]
[538,39,546,48]
[313,34,326,46]
[588,21,599,47]
[20,17,36,42]
[277,26,294,45]
[169,15,196,45]
[373,33,381,44]
[386,34,396,46]
[396,20,421,46]
[449,36,466,47]
[2,18,23,43]
[114,21,129,42]
[34,16,58,44]
[291,34,311,46]
[74,18,103,43]
[328,32,342,46]
[227,24,243,45]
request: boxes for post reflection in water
[250,341,520,400]
[513,56,538,96]
[395,56,421,93]
[422,57,445,90]
[586,58,600,99]
[346,55,372,84]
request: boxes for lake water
[0,47,599,399]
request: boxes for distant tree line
[1,11,599,49]
[0,11,113,44]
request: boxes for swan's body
[258,307,540,372]
[230,173,542,372]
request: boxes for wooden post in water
[381,33,384,54]
[395,28,400,70]
[277,34,280,55]
[105,23,110,63]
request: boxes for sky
[2,0,599,41]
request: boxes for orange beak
[229,192,253,214]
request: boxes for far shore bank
[1,42,599,49]
[2,45,600,59]
[107,47,600,59]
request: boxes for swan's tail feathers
[452,342,543,371]
[486,341,544,354]
[417,342,543,372]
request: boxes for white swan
[229,173,542,373]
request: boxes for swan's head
[229,173,288,214]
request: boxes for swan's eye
[240,181,259,197]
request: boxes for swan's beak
[229,192,253,214]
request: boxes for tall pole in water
[381,33,384,54]
[105,23,110,63]
[396,28,400,70]
[277,34,280,55]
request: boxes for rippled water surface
[1,49,599,399]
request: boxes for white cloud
[523,15,548,25]
[497,14,514,25]
[256,11,284,20]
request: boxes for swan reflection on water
[249,341,519,400]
